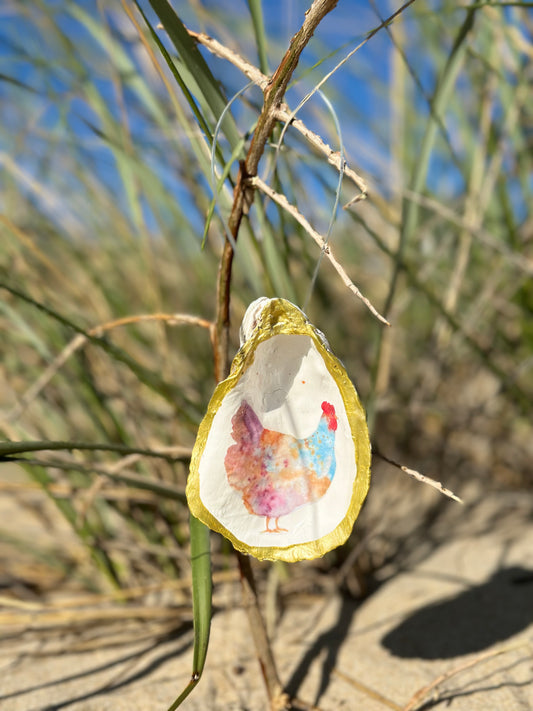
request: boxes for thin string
[210,80,256,251]
[210,80,345,313]
[255,87,345,311]
[275,0,417,161]
[302,88,345,313]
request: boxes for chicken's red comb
[321,401,336,416]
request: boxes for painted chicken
[225,400,337,532]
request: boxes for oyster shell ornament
[186,297,371,562]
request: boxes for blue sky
[0,1,396,237]
[0,1,530,241]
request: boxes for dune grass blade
[190,515,212,678]
[146,0,241,151]
[166,514,212,710]
[247,0,269,74]
[367,4,478,429]
[133,0,212,142]
[0,439,189,460]
[388,5,478,316]
[12,459,122,588]
[203,128,248,248]
[0,282,197,415]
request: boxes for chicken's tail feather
[231,400,263,444]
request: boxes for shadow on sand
[382,566,533,659]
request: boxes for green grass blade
[0,282,198,414]
[398,5,477,270]
[203,135,247,248]
[368,4,478,429]
[146,0,241,150]
[166,514,212,710]
[247,0,269,74]
[0,439,189,461]
[134,0,212,141]
[190,514,212,677]
[132,0,237,188]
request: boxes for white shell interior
[198,334,357,548]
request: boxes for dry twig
[6,312,213,422]
[214,0,343,381]
[248,175,390,326]
[333,669,403,710]
[211,4,347,708]
[187,29,367,198]
[403,640,530,711]
[375,450,463,503]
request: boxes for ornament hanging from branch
[187,297,371,562]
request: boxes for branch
[374,450,463,503]
[6,312,213,422]
[188,28,367,197]
[187,29,268,90]
[248,175,390,326]
[214,0,340,381]
[277,109,367,196]
[403,640,529,711]
[211,5,341,708]
[245,0,340,177]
